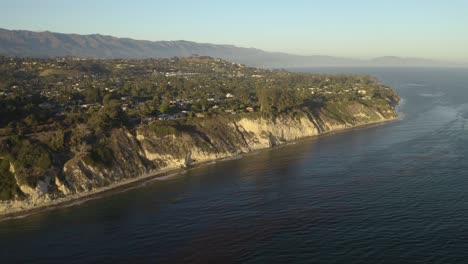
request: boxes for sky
[1,0,468,62]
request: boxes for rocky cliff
[0,99,398,216]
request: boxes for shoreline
[0,116,398,221]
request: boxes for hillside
[0,28,456,68]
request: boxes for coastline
[0,116,398,221]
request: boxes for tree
[150,96,160,114]
[256,87,272,114]
[159,98,170,114]
[102,93,114,106]
[84,87,101,103]
[237,86,251,105]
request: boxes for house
[39,102,54,109]
[158,114,170,120]
[358,90,367,95]
[80,104,92,109]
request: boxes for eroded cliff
[0,99,399,215]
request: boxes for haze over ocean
[1,0,467,62]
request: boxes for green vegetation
[0,158,21,200]
[323,101,356,124]
[0,55,399,200]
[145,122,181,137]
[0,56,398,131]
[83,143,114,168]
[159,98,170,114]
[0,136,51,188]
[0,136,51,171]
[39,130,65,151]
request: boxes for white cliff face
[234,117,320,150]
[9,163,53,209]
[0,103,398,216]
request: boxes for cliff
[0,99,399,216]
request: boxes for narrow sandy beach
[0,117,398,221]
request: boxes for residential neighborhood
[0,56,395,135]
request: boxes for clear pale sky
[1,0,467,62]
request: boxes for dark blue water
[1,68,468,263]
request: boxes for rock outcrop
[0,99,399,216]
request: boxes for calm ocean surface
[1,68,468,263]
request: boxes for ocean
[1,67,468,263]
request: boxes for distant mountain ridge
[0,28,460,67]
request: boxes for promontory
[0,56,400,217]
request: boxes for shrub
[84,144,114,168]
[14,141,51,170]
[41,130,65,151]
[0,136,52,188]
[147,123,180,137]
[0,158,20,200]
[4,136,52,171]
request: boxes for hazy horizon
[1,0,467,63]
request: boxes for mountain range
[0,28,461,68]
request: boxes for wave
[401,83,426,87]
[396,98,407,120]
[219,155,243,162]
[151,172,182,181]
[419,92,444,97]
